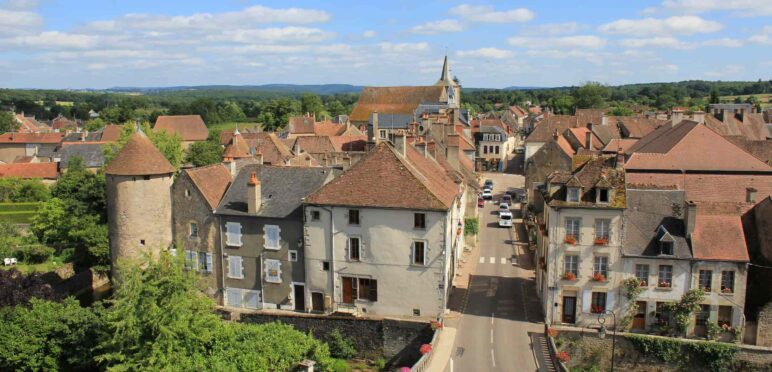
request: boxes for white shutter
[423,243,428,266]
[410,242,415,264]
[206,253,213,273]
[345,237,350,260]
[226,288,242,307]
[245,290,260,309]
[360,240,366,261]
[582,290,591,313]
[606,291,616,312]
[228,256,243,278]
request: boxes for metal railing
[410,322,442,372]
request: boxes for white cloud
[508,35,607,49]
[449,4,535,23]
[661,0,772,16]
[599,16,722,36]
[2,0,38,10]
[0,8,42,35]
[1,31,98,49]
[214,27,335,44]
[641,7,659,15]
[522,22,585,36]
[700,38,744,47]
[749,26,772,45]
[620,36,694,49]
[379,42,429,53]
[652,63,679,72]
[457,48,513,59]
[410,19,464,35]
[362,30,376,38]
[704,64,744,77]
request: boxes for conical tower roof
[223,132,251,159]
[105,130,175,175]
[435,55,457,87]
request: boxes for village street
[445,172,546,372]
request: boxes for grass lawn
[718,93,772,109]
[0,256,68,274]
[0,202,40,224]
[208,121,263,133]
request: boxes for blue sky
[0,0,770,89]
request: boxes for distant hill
[106,84,364,95]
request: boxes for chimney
[585,123,593,150]
[294,141,300,155]
[415,139,427,158]
[692,111,705,124]
[601,114,608,126]
[671,108,684,126]
[720,109,729,124]
[615,148,625,169]
[685,201,696,237]
[307,155,314,167]
[372,112,379,144]
[247,172,261,214]
[552,129,558,140]
[735,107,746,122]
[255,151,263,165]
[224,158,236,176]
[394,130,406,157]
[446,135,460,171]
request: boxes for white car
[482,189,493,200]
[499,203,510,214]
[499,211,513,227]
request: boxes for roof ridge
[391,144,447,208]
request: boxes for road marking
[491,312,494,325]
[501,257,506,264]
[479,257,485,264]
[489,257,495,263]
[490,328,494,343]
[450,358,453,372]
[491,349,496,368]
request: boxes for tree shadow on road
[449,274,545,322]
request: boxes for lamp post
[597,309,617,372]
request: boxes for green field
[719,93,772,109]
[208,121,262,133]
[0,202,40,224]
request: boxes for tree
[0,268,56,307]
[573,82,609,109]
[0,111,19,133]
[217,101,246,122]
[709,88,720,104]
[326,100,346,117]
[0,298,102,371]
[51,156,106,220]
[662,289,706,336]
[84,117,106,131]
[0,178,50,202]
[301,94,324,117]
[185,140,223,167]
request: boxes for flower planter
[562,272,577,281]
[591,273,607,282]
[564,236,577,245]
[593,237,609,246]
[639,280,648,287]
[658,282,672,288]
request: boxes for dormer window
[597,188,609,203]
[567,187,580,202]
[656,225,675,255]
[660,241,674,255]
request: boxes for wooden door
[632,301,647,330]
[342,277,354,304]
[294,284,305,311]
[311,292,324,312]
[562,296,576,324]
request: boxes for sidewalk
[424,326,457,372]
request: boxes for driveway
[446,173,545,372]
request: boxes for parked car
[515,146,525,154]
[482,189,493,200]
[499,203,510,214]
[499,211,513,227]
[501,194,512,207]
[484,179,493,188]
[477,197,485,208]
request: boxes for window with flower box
[635,264,649,286]
[658,265,673,287]
[591,292,606,313]
[592,256,608,280]
[594,219,610,245]
[563,255,578,280]
[721,271,734,293]
[565,217,580,243]
[699,270,712,292]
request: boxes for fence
[409,322,441,372]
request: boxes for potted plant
[556,351,570,363]
[547,327,558,337]
[639,280,648,287]
[419,344,432,354]
[591,305,605,314]
[562,272,577,281]
[592,272,606,282]
[430,320,443,330]
[564,235,577,245]
[721,287,733,294]
[658,281,671,288]
[593,237,609,246]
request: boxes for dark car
[484,179,493,188]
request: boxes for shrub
[373,358,386,370]
[464,217,479,236]
[0,268,57,307]
[326,358,351,372]
[327,328,357,359]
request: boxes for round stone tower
[105,129,175,276]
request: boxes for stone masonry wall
[757,302,772,347]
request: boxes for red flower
[547,327,558,337]
[562,272,577,281]
[591,305,605,314]
[556,351,570,363]
[420,344,433,354]
[592,272,606,282]
[593,237,609,246]
[564,235,577,245]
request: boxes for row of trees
[0,254,343,371]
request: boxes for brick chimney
[671,108,684,126]
[615,148,625,169]
[684,201,696,237]
[247,171,261,214]
[446,134,460,171]
[393,130,406,157]
[585,123,593,150]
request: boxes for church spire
[439,55,450,83]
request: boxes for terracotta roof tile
[349,86,445,122]
[153,115,208,141]
[692,212,750,262]
[223,133,251,159]
[0,162,57,179]
[306,142,459,210]
[525,115,577,143]
[287,136,337,154]
[329,135,367,152]
[313,121,347,136]
[602,138,638,154]
[616,117,666,138]
[258,134,293,165]
[575,109,605,126]
[287,153,321,167]
[100,125,123,142]
[0,132,64,144]
[185,164,231,209]
[105,131,175,175]
[704,113,769,142]
[567,127,604,150]
[288,116,316,134]
[556,136,575,157]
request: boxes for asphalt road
[447,173,544,372]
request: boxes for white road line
[490,328,494,343]
[491,349,496,368]
[489,257,495,263]
[501,257,506,264]
[450,358,454,372]
[491,312,494,325]
[480,257,485,264]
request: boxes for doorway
[632,301,647,330]
[562,296,576,324]
[293,284,305,311]
[342,276,356,304]
[311,292,324,312]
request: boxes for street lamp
[597,309,616,372]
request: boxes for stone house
[215,165,339,311]
[0,132,64,164]
[473,123,510,172]
[742,196,772,346]
[171,164,232,303]
[153,115,208,149]
[304,141,466,319]
[524,115,577,163]
[524,136,573,205]
[535,156,626,327]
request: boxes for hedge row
[625,334,739,372]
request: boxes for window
[348,210,360,225]
[379,129,387,139]
[227,255,244,279]
[264,259,282,283]
[322,261,330,271]
[483,145,488,154]
[591,292,607,313]
[198,251,213,273]
[718,305,732,327]
[699,270,712,291]
[289,250,298,262]
[412,241,426,266]
[225,222,242,247]
[564,255,578,276]
[244,290,260,309]
[348,237,361,261]
[598,188,609,203]
[721,271,735,293]
[311,210,320,221]
[414,213,426,229]
[226,288,242,307]
[658,265,673,287]
[747,188,757,203]
[565,217,581,239]
[185,189,191,198]
[660,241,673,255]
[139,239,145,246]
[263,225,281,250]
[594,219,610,241]
[184,250,197,270]
[696,304,710,326]
[593,256,608,279]
[189,222,198,238]
[635,264,649,285]
[567,187,580,202]
[656,302,671,324]
[343,276,378,302]
[494,146,499,154]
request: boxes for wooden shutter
[370,280,378,302]
[606,291,615,312]
[206,253,213,273]
[582,289,591,313]
[423,242,428,266]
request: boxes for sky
[0,0,770,89]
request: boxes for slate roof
[622,189,691,258]
[0,162,58,179]
[63,131,102,143]
[153,115,208,141]
[104,130,175,176]
[306,142,460,211]
[0,132,64,144]
[217,165,338,217]
[349,86,445,122]
[370,113,413,129]
[60,143,106,168]
[185,164,232,209]
[625,121,772,172]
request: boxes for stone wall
[757,302,772,347]
[240,312,431,366]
